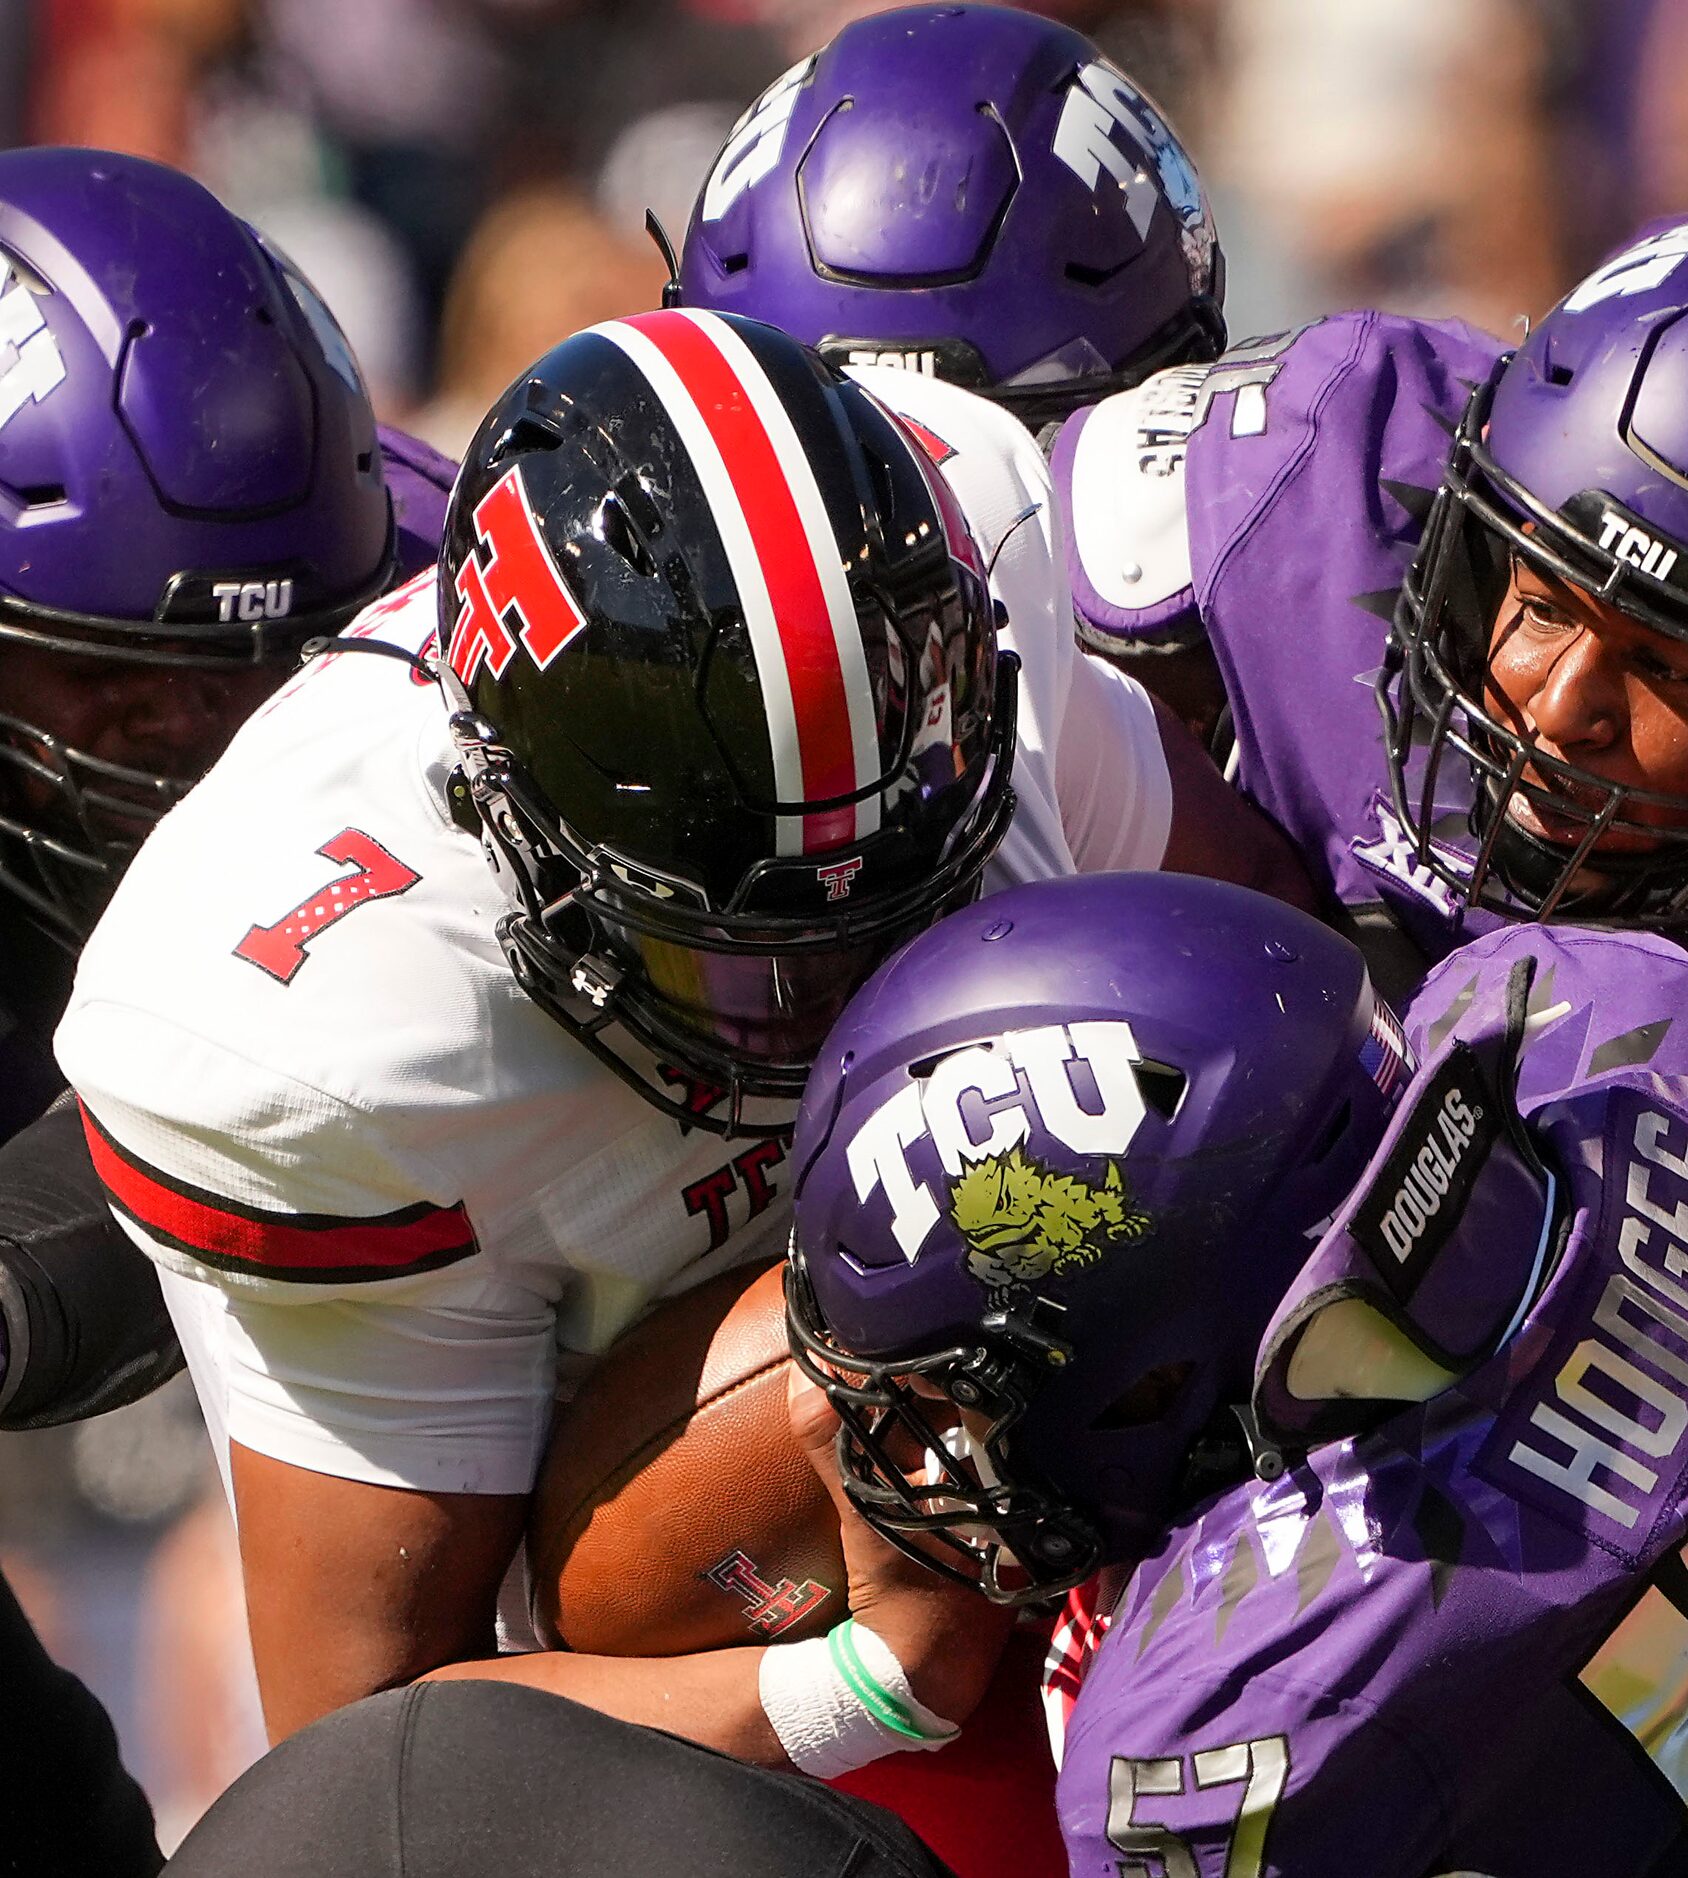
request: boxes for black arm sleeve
[0,1567,163,1876]
[0,1092,183,1429]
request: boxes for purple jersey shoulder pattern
[1057,923,1688,1877]
[1187,312,1506,966]
[376,424,456,581]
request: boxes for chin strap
[495,906,795,1140]
[1175,1403,1281,1505]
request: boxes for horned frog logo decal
[947,1146,1152,1305]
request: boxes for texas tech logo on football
[702,1548,832,1638]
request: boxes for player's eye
[1518,598,1576,635]
[1632,645,1688,686]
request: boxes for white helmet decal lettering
[0,260,66,433]
[847,1020,1149,1263]
[700,58,815,224]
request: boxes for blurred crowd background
[7,0,1674,449]
[0,0,1680,1849]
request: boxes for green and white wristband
[759,1617,961,1778]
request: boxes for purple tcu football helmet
[1389,223,1688,925]
[787,871,1409,1600]
[678,5,1224,430]
[0,148,394,945]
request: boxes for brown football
[527,1259,847,1655]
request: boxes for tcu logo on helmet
[449,465,588,686]
[1599,507,1681,583]
[0,259,66,434]
[1563,225,1688,313]
[212,578,294,623]
[844,347,939,377]
[847,1020,1149,1262]
[700,57,814,223]
[1052,63,1199,233]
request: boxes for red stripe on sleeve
[80,1102,477,1281]
[623,311,857,849]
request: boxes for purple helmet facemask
[678,5,1224,429]
[1387,222,1688,926]
[786,872,1408,1601]
[0,149,394,946]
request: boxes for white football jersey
[58,368,1172,1496]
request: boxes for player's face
[0,638,275,834]
[1484,555,1688,852]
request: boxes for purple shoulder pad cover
[377,423,456,581]
[1256,954,1554,1443]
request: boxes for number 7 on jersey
[235,828,420,984]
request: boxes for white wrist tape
[759,1618,961,1779]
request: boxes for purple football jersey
[1058,313,1505,981]
[1057,922,1688,1876]
[376,424,455,580]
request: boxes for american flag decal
[1359,999,1415,1101]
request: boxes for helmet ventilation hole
[908,1042,993,1081]
[1133,1058,1187,1120]
[598,494,657,577]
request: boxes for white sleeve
[1055,649,1174,874]
[844,370,1177,885]
[62,1001,563,1496]
[160,1251,557,1496]
[56,996,459,1239]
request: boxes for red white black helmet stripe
[588,308,881,856]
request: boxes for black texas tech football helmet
[438,308,1018,1134]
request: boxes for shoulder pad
[1050,370,1205,652]
[378,423,456,581]
[1255,953,1556,1445]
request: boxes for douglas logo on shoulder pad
[1350,1045,1499,1298]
